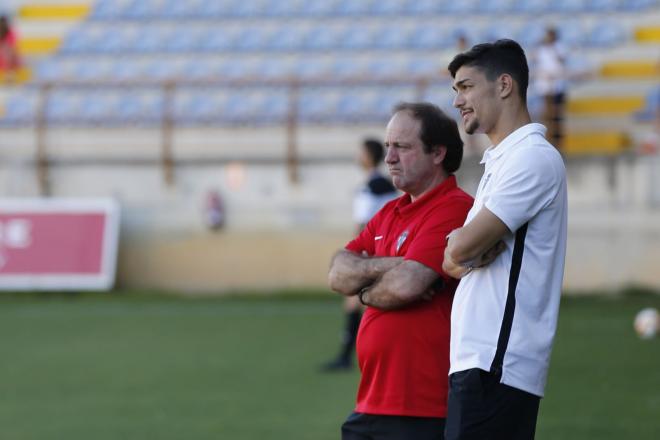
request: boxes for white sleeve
[485,147,563,232]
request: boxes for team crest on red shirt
[395,230,409,253]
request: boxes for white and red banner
[0,199,120,290]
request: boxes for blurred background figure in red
[0,15,22,83]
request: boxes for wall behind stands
[1,126,658,293]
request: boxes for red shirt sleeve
[346,213,377,256]
[404,195,473,278]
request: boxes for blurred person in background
[328,102,473,440]
[321,138,398,372]
[532,27,568,150]
[0,15,22,83]
[444,39,567,439]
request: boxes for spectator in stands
[532,27,568,150]
[0,15,22,82]
[321,138,398,372]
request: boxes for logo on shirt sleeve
[395,230,409,253]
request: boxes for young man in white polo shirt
[442,39,567,439]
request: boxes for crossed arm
[328,250,439,310]
[443,207,510,278]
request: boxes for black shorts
[445,368,541,440]
[342,412,445,440]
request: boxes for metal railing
[27,76,443,195]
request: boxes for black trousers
[445,369,541,440]
[342,412,445,440]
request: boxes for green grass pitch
[0,289,657,439]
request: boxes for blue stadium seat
[588,21,627,47]
[408,26,450,50]
[258,90,289,123]
[476,0,514,14]
[61,26,107,54]
[257,59,294,81]
[174,89,225,123]
[0,91,39,125]
[510,0,549,14]
[335,90,372,121]
[621,0,659,11]
[94,26,139,53]
[330,57,367,79]
[585,0,621,12]
[407,58,442,77]
[262,0,298,17]
[556,21,586,47]
[516,22,547,48]
[267,26,307,51]
[372,26,410,50]
[338,27,376,50]
[199,29,237,52]
[182,58,224,80]
[367,58,406,79]
[403,0,442,15]
[165,27,206,53]
[635,87,660,121]
[46,89,84,123]
[116,90,163,124]
[548,0,587,13]
[90,0,131,20]
[295,57,331,79]
[336,0,375,16]
[72,59,114,81]
[298,89,338,122]
[299,0,341,17]
[302,26,341,51]
[440,0,479,13]
[233,26,271,52]
[370,0,408,15]
[35,59,68,81]
[480,24,517,44]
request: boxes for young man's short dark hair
[392,102,463,175]
[362,138,385,165]
[448,39,529,101]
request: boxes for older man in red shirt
[329,102,473,440]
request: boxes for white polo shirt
[449,123,567,397]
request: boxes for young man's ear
[498,74,514,99]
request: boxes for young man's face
[452,65,500,136]
[384,111,442,198]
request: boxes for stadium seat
[295,57,331,79]
[510,0,549,14]
[338,26,376,50]
[370,0,408,16]
[174,88,225,123]
[408,26,450,50]
[620,0,659,11]
[516,22,547,48]
[588,21,627,47]
[330,57,368,79]
[372,26,410,50]
[258,89,289,123]
[267,26,308,52]
[335,0,375,16]
[0,91,39,124]
[298,89,338,122]
[302,26,342,51]
[635,87,660,122]
[298,1,341,17]
[584,0,622,12]
[548,0,587,13]
[403,0,442,15]
[476,0,514,14]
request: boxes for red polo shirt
[345,175,473,418]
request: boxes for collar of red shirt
[394,175,457,218]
